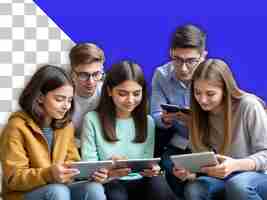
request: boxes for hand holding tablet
[70,158,161,180]
[114,158,161,172]
[70,160,113,180]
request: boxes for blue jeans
[24,181,106,200]
[184,176,225,200]
[160,144,191,199]
[184,172,267,200]
[104,176,177,200]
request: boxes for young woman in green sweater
[81,60,176,200]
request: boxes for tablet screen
[71,160,113,179]
[114,158,161,172]
[170,152,218,172]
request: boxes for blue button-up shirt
[150,61,190,149]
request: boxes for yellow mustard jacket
[0,111,80,200]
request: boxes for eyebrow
[173,56,199,60]
[194,88,217,93]
[116,89,142,93]
[54,94,73,99]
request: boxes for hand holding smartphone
[160,104,191,114]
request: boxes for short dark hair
[19,65,75,129]
[69,43,105,68]
[171,24,206,52]
[97,60,148,143]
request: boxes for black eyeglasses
[73,70,104,81]
[172,56,201,69]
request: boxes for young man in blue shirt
[150,24,207,187]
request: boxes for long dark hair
[19,65,75,129]
[190,59,243,154]
[97,60,148,143]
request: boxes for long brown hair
[19,65,75,129]
[190,59,243,154]
[97,60,148,143]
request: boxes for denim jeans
[162,145,267,200]
[184,176,225,200]
[104,176,177,200]
[184,172,267,200]
[159,144,191,199]
[224,171,267,200]
[24,181,106,200]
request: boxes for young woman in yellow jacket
[0,65,107,200]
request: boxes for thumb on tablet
[151,164,160,171]
[111,155,128,161]
[216,154,228,163]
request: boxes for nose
[180,62,188,73]
[127,94,135,103]
[86,75,95,84]
[198,95,208,104]
[63,100,71,110]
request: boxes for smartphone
[160,104,191,114]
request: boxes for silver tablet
[170,152,218,172]
[114,158,161,172]
[70,160,113,179]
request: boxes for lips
[85,85,97,92]
[181,73,191,78]
[200,104,210,110]
[57,111,67,115]
[85,86,94,90]
[124,104,136,110]
[181,72,189,76]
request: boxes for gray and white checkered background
[0,0,75,128]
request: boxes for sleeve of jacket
[1,124,54,191]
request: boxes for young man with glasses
[150,24,207,193]
[69,43,105,145]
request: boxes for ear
[201,50,208,61]
[37,94,45,104]
[70,70,77,81]
[169,49,174,58]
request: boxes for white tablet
[70,160,113,179]
[114,158,161,172]
[170,152,218,173]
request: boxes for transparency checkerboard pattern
[0,0,75,128]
